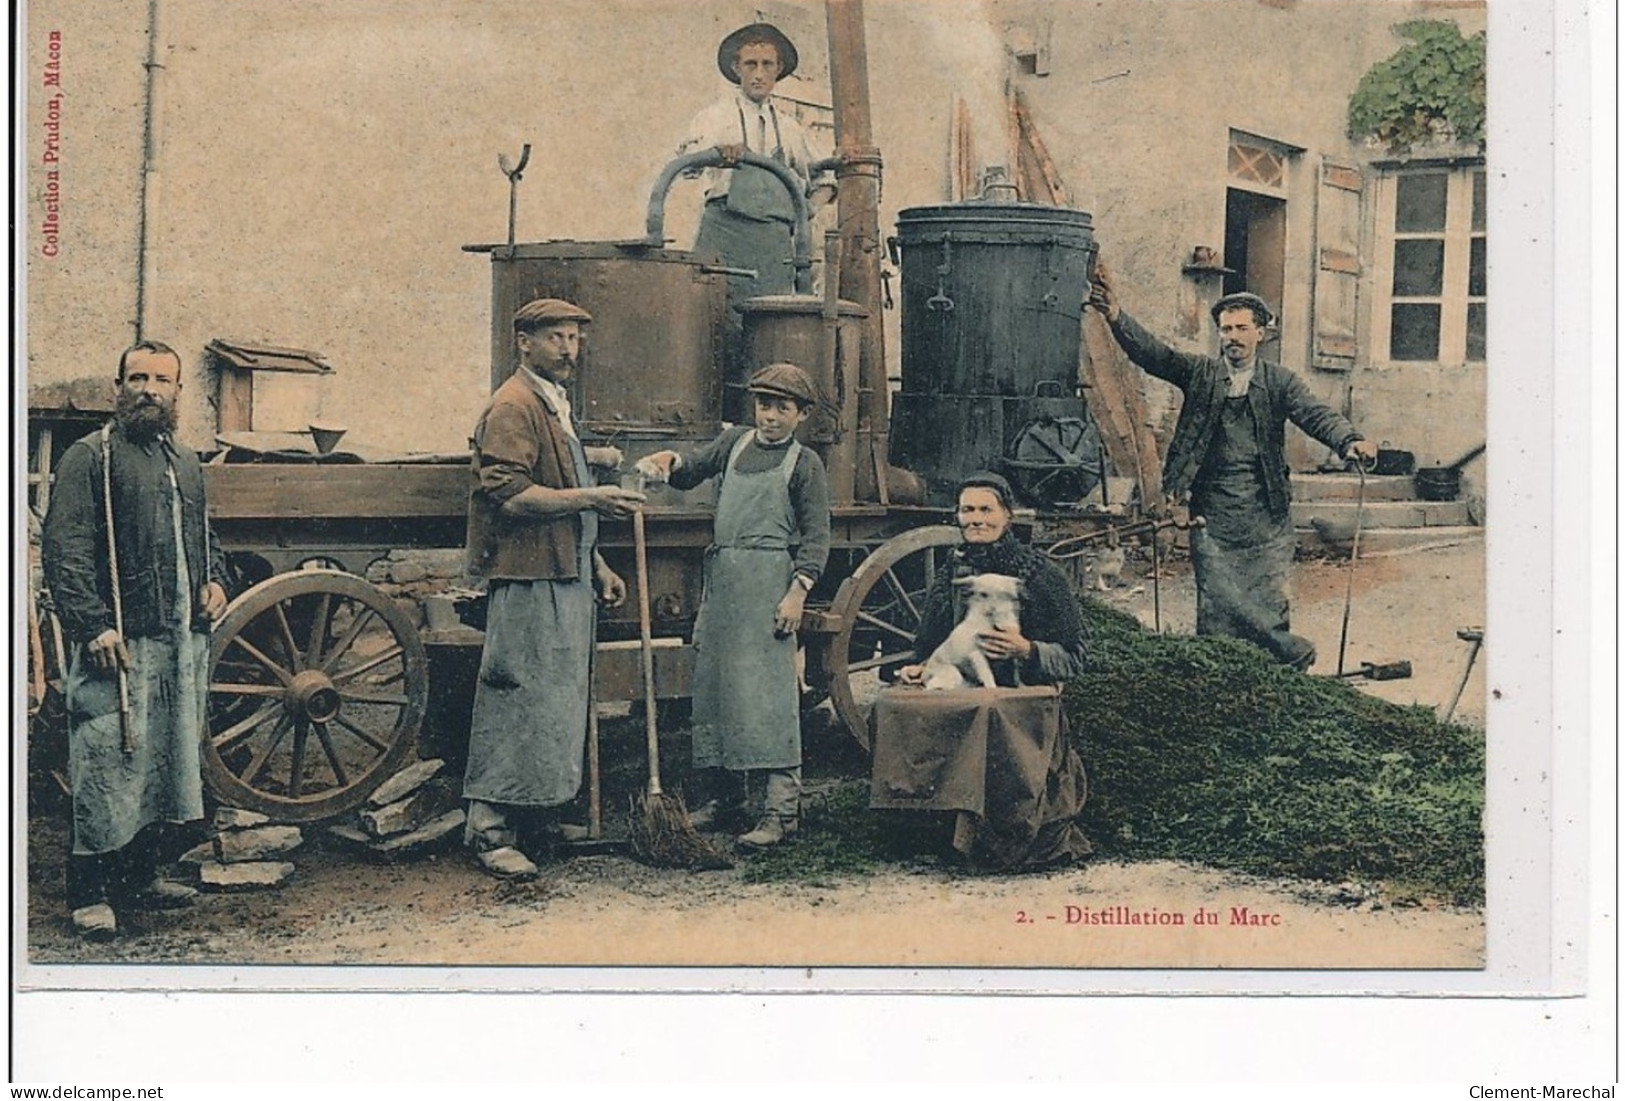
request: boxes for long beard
[115,390,177,442]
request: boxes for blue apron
[66,459,207,855]
[462,429,598,808]
[689,431,803,771]
[1190,396,1306,663]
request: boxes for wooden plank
[1316,334,1358,360]
[1322,161,1363,193]
[33,425,53,515]
[217,367,254,433]
[204,463,470,520]
[1081,312,1162,506]
[1014,91,1071,207]
[953,97,977,202]
[1319,248,1361,275]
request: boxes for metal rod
[587,652,602,839]
[133,0,162,341]
[1335,462,1368,677]
[821,228,843,436]
[1442,631,1483,723]
[1151,528,1162,634]
[99,424,135,754]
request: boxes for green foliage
[744,597,1485,906]
[738,782,943,885]
[1347,20,1487,155]
[1069,599,1485,905]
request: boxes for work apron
[66,459,207,856]
[695,105,798,416]
[689,431,803,771]
[1189,396,1310,666]
[462,431,598,808]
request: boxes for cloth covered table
[869,685,1090,868]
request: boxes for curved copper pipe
[643,150,813,294]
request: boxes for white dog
[919,573,1023,689]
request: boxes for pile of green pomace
[1069,598,1485,905]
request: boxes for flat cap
[513,298,593,330]
[718,22,799,83]
[1210,292,1275,326]
[746,362,818,405]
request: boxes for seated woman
[894,472,1093,870]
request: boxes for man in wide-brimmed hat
[1089,264,1379,671]
[677,22,833,418]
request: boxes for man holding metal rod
[42,342,231,939]
[1088,261,1378,669]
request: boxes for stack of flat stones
[326,758,465,860]
[180,808,303,890]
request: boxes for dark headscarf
[912,475,1086,683]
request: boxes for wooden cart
[196,458,1064,823]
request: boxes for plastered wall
[22,0,1486,462]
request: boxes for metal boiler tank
[476,239,730,637]
[887,195,1104,507]
[481,240,727,446]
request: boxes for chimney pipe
[825,0,889,502]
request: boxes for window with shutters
[1370,165,1487,365]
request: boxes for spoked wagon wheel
[204,569,428,822]
[822,525,960,750]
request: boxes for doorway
[1223,187,1286,311]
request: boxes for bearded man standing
[42,342,230,939]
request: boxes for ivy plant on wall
[1347,20,1487,156]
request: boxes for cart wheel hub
[288,670,341,723]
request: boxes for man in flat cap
[677,22,833,416]
[1089,263,1378,670]
[463,298,645,879]
[636,363,831,847]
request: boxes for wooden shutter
[1311,157,1363,371]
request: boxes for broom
[626,500,732,870]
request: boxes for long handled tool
[627,503,730,870]
[1441,628,1483,723]
[100,423,135,755]
[1334,460,1369,676]
[1330,659,1412,682]
[586,650,602,840]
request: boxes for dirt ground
[22,542,1486,975]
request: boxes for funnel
[309,422,348,454]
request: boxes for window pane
[1466,303,1486,361]
[1472,171,1486,232]
[1391,303,1441,360]
[1396,173,1449,232]
[1469,237,1487,297]
[1393,239,1446,296]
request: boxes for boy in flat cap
[463,297,644,879]
[677,22,833,417]
[1089,263,1378,670]
[636,363,831,847]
